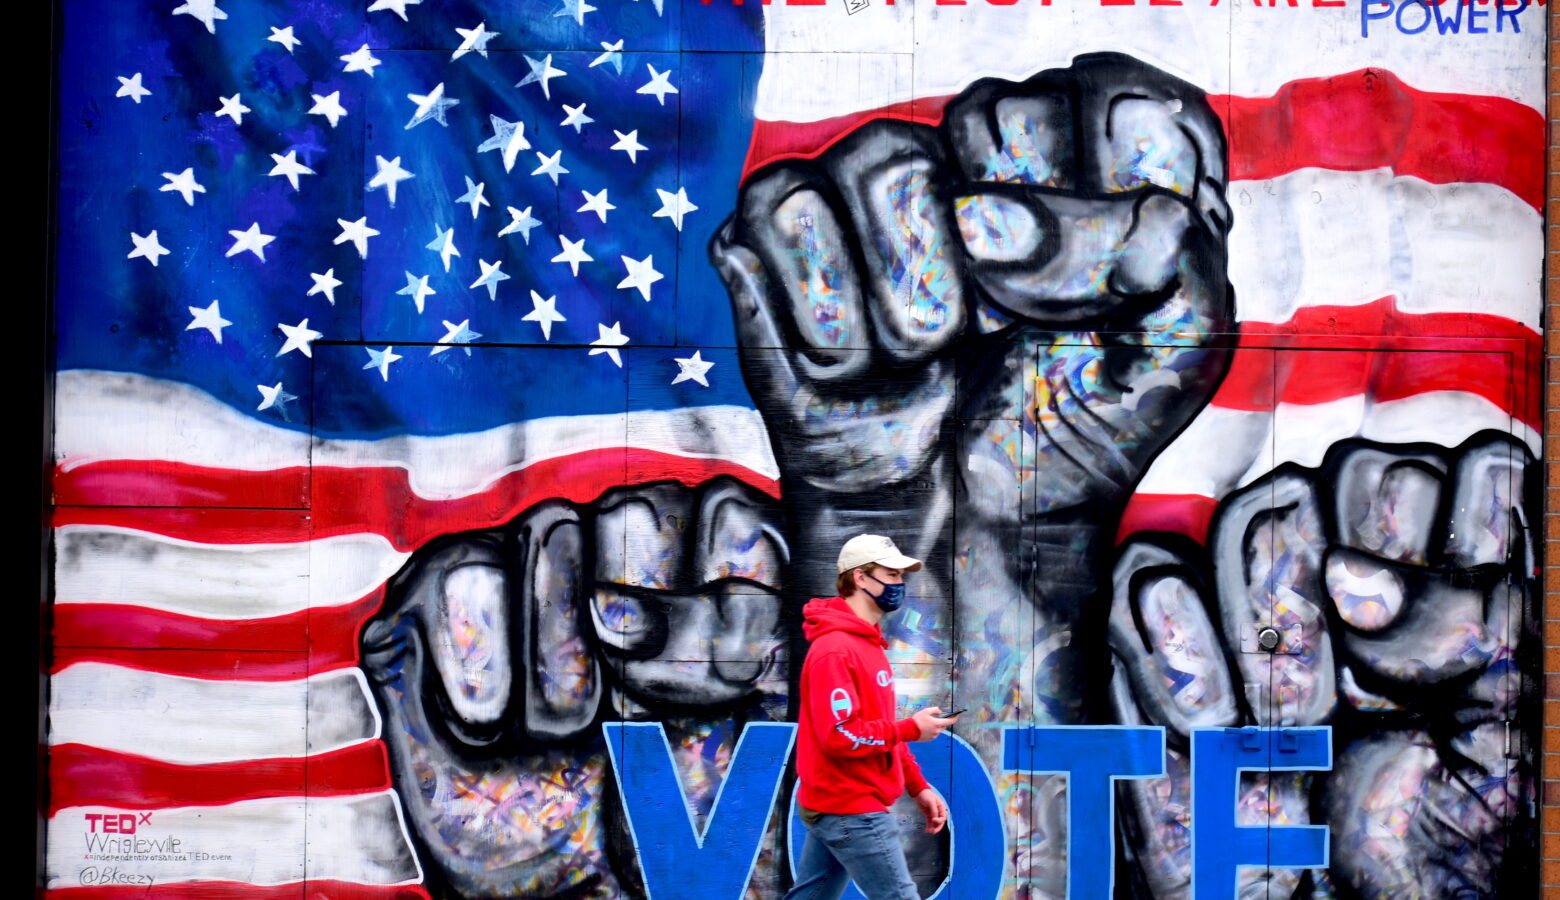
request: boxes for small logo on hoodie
[876,670,890,687]
[830,688,852,721]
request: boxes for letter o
[1395,0,1431,32]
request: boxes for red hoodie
[795,597,931,814]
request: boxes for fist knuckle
[591,480,786,707]
[1109,540,1237,737]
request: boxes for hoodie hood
[802,596,886,647]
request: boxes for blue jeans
[784,811,920,900]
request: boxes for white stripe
[755,2,1544,120]
[1356,391,1535,454]
[48,664,380,765]
[54,525,409,617]
[1228,171,1540,329]
[46,792,422,888]
[1136,391,1537,499]
[1134,405,1275,499]
[54,369,312,477]
[56,370,780,498]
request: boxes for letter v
[605,722,798,900]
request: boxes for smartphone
[941,707,967,718]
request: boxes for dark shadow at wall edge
[37,0,63,895]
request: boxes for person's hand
[360,478,787,899]
[913,788,950,834]
[1109,433,1537,897]
[910,706,958,741]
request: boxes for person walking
[785,534,961,900]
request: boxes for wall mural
[47,0,1542,898]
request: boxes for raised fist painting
[354,52,1538,900]
[711,53,1233,894]
[363,479,789,898]
[48,0,1544,898]
[1111,434,1537,898]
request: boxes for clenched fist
[1109,433,1538,898]
[712,53,1235,894]
[361,479,788,899]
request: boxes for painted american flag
[48,0,1542,895]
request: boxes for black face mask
[861,572,906,612]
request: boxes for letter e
[1190,728,1330,900]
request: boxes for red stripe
[1209,298,1538,427]
[52,593,381,677]
[55,450,779,549]
[51,648,307,679]
[742,71,1541,211]
[47,882,429,900]
[1216,68,1543,210]
[743,97,949,178]
[49,742,392,813]
[1116,494,1219,545]
[52,506,316,543]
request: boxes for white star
[477,115,530,173]
[340,44,382,77]
[589,321,629,367]
[215,93,250,125]
[256,382,298,412]
[335,216,379,258]
[367,155,413,206]
[172,0,227,33]
[590,39,624,73]
[116,73,150,104]
[432,319,481,356]
[553,0,597,26]
[522,290,566,340]
[671,350,714,387]
[186,300,232,343]
[611,129,647,163]
[405,82,459,130]
[309,91,347,128]
[551,235,592,276]
[617,254,664,301]
[653,186,699,232]
[469,258,510,301]
[456,176,489,219]
[159,168,206,205]
[367,0,420,20]
[128,230,170,266]
[516,54,566,100]
[577,188,615,223]
[277,318,323,357]
[427,226,460,272]
[531,150,568,185]
[497,205,541,243]
[308,268,342,305]
[451,21,499,60]
[637,64,678,105]
[268,150,315,191]
[363,345,404,381]
[268,26,301,53]
[397,271,436,313]
[559,103,594,134]
[226,221,275,261]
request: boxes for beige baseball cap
[836,534,923,574]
